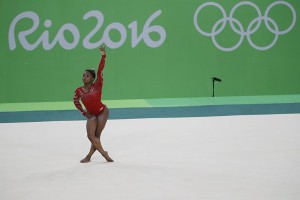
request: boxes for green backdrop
[1,0,299,103]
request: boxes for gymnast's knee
[87,135,95,141]
[88,135,100,144]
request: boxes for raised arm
[95,46,106,87]
[95,45,106,84]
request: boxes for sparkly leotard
[73,55,106,117]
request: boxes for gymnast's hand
[99,45,106,56]
[85,112,95,119]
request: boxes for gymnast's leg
[80,107,113,162]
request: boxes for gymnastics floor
[1,114,300,200]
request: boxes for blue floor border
[1,103,300,123]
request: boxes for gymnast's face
[82,71,94,84]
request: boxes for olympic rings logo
[193,1,297,51]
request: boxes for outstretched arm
[97,45,106,78]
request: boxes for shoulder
[74,87,81,92]
[74,87,84,95]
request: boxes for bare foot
[102,151,114,162]
[80,157,91,163]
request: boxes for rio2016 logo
[8,1,297,52]
[9,10,166,51]
[194,1,297,51]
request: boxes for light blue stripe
[1,103,300,123]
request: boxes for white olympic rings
[193,1,297,51]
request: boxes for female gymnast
[73,46,114,163]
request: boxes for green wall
[1,0,299,103]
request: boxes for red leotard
[73,55,106,117]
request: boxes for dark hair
[84,69,96,79]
